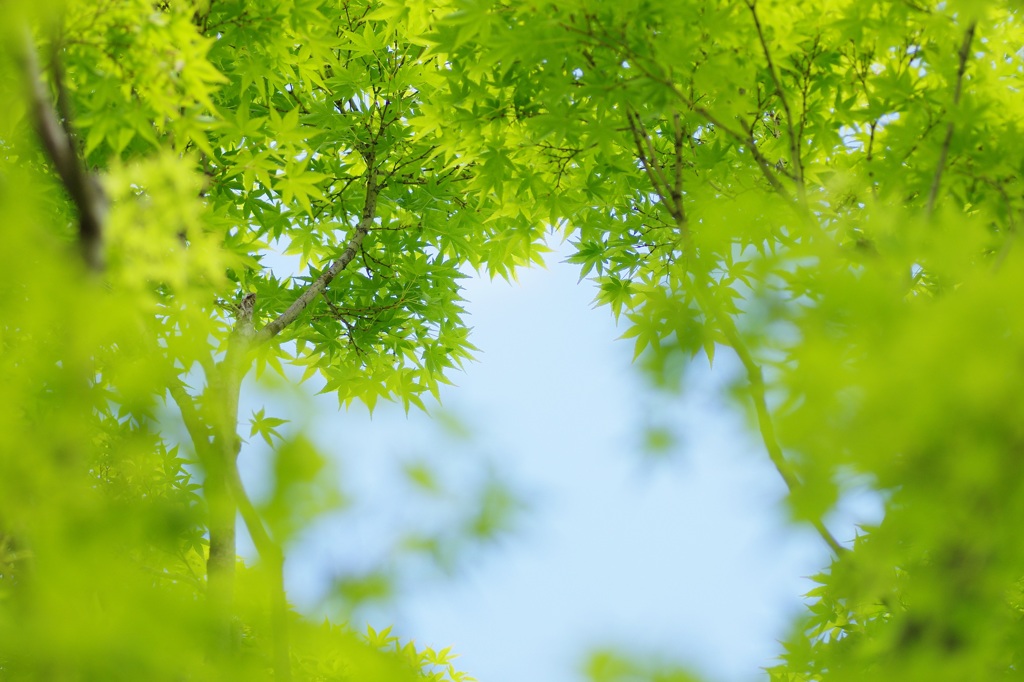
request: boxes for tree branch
[559,17,797,204]
[626,112,671,206]
[223,457,291,681]
[645,192,844,556]
[711,307,845,557]
[203,294,257,632]
[168,306,290,678]
[692,105,795,203]
[168,379,214,455]
[222,294,291,679]
[747,0,805,199]
[926,21,977,217]
[168,374,237,652]
[254,166,380,344]
[18,26,106,271]
[670,111,686,222]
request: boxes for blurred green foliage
[4,0,1024,680]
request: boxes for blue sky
[237,245,876,682]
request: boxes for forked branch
[254,164,380,343]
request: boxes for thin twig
[926,21,977,216]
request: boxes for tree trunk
[205,293,255,652]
